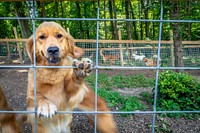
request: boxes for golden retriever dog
[0,86,22,133]
[143,58,157,67]
[143,55,161,67]
[26,21,117,133]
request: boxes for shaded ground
[0,69,199,133]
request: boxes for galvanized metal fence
[0,0,200,133]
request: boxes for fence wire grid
[0,0,200,133]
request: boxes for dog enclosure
[1,31,200,67]
[0,1,200,133]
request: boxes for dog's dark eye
[39,35,45,40]
[56,34,63,38]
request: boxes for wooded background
[1,1,200,40]
[0,0,200,67]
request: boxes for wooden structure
[13,27,23,64]
[0,29,200,66]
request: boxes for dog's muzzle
[47,46,61,64]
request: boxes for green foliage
[86,73,148,116]
[98,88,146,116]
[112,74,155,88]
[140,92,154,105]
[156,70,200,117]
[85,74,113,90]
[86,73,155,90]
[1,1,200,40]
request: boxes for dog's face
[26,22,83,65]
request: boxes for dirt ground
[0,69,199,133]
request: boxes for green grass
[140,91,154,104]
[86,73,155,90]
[86,74,113,90]
[85,73,154,116]
[98,88,146,116]
[111,74,155,88]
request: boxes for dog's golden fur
[0,86,22,133]
[26,22,117,133]
[143,55,160,67]
[143,58,157,67]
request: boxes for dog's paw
[37,100,57,119]
[73,58,93,78]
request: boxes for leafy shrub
[156,70,200,117]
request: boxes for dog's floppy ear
[66,34,84,58]
[26,36,34,63]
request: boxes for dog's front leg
[78,89,118,133]
[27,91,57,119]
[27,91,57,133]
[71,58,118,133]
[64,57,93,107]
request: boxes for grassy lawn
[85,73,155,114]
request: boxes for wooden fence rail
[1,28,199,66]
[1,39,200,45]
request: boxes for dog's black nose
[47,46,59,56]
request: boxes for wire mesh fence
[0,0,200,133]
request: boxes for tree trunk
[125,1,132,40]
[125,1,132,63]
[55,2,59,18]
[153,21,155,40]
[104,0,107,39]
[130,2,138,40]
[113,0,118,39]
[187,0,191,40]
[84,2,90,39]
[38,1,46,23]
[108,1,115,39]
[41,2,46,18]
[140,0,150,39]
[144,0,150,39]
[14,2,31,62]
[76,2,83,38]
[170,0,184,71]
[14,2,31,38]
[60,1,65,27]
[139,2,143,40]
[152,9,155,40]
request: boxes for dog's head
[26,21,84,65]
[143,58,148,63]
